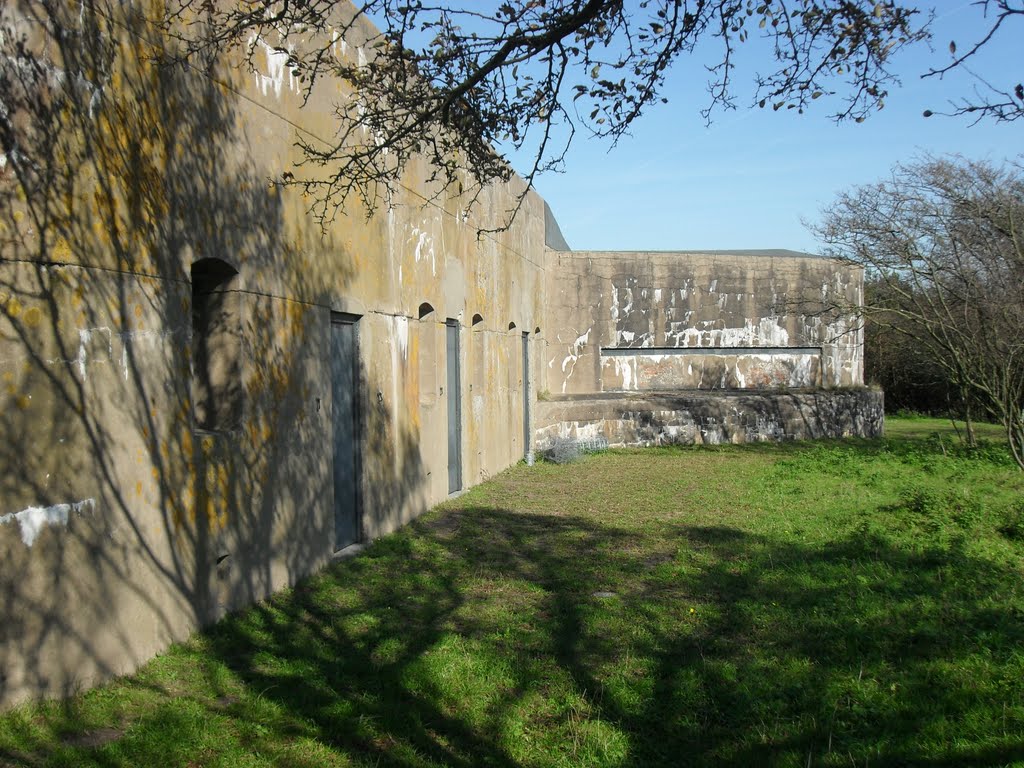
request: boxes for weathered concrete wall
[0,1,872,710]
[543,250,863,396]
[0,0,543,707]
[600,347,822,391]
[536,390,884,448]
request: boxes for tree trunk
[1009,421,1024,472]
[964,400,977,448]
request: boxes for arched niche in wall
[534,327,541,335]
[508,321,517,331]
[471,313,484,327]
[191,257,242,432]
[418,302,437,405]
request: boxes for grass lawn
[2,416,1023,767]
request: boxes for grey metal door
[331,314,360,550]
[522,332,530,460]
[446,319,462,493]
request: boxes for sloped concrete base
[535,389,884,449]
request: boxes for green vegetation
[2,416,1023,767]
[817,156,1024,468]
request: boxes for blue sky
[525,2,1021,253]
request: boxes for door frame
[330,311,362,550]
[446,318,463,494]
[522,331,530,460]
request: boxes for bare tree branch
[162,0,930,229]
[812,156,1024,469]
[922,0,1023,123]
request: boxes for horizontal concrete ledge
[535,389,884,448]
[552,248,825,259]
[600,346,822,357]
[542,388,863,403]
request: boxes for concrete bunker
[0,0,879,709]
[536,249,882,449]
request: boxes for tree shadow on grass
[7,504,1023,767]
[201,506,1024,766]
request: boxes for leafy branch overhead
[923,0,1024,124]
[169,0,928,226]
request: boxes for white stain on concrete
[1,499,95,547]
[560,328,591,392]
[821,313,862,386]
[410,225,437,276]
[77,327,112,380]
[354,97,370,137]
[664,317,790,349]
[77,330,90,378]
[330,29,346,58]
[603,350,818,390]
[574,421,605,441]
[757,317,790,346]
[622,287,634,316]
[6,53,105,119]
[74,327,176,382]
[117,329,175,381]
[541,419,608,444]
[701,424,724,445]
[1,326,182,376]
[386,205,397,254]
[393,315,409,361]
[603,356,638,391]
[733,361,746,388]
[384,317,406,435]
[561,329,590,371]
[249,36,300,98]
[87,86,103,119]
[620,357,635,390]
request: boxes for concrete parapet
[535,389,884,449]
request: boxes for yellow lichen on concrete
[0,0,558,710]
[22,307,42,328]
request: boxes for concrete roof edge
[556,248,825,259]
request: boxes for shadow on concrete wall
[0,1,426,705]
